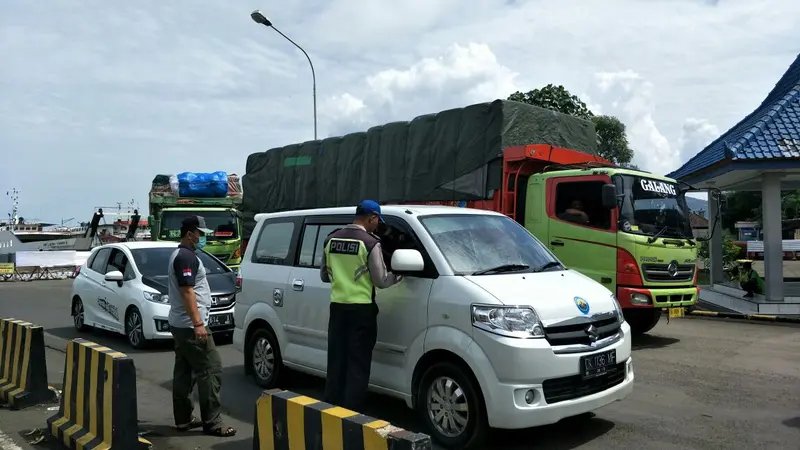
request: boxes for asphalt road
[1,280,800,450]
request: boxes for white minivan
[234,205,633,448]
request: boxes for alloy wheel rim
[127,311,143,346]
[253,337,275,380]
[426,376,469,438]
[73,302,84,329]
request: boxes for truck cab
[524,168,698,334]
[150,206,244,271]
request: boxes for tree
[508,84,634,166]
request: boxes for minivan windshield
[419,214,562,275]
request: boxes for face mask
[196,235,207,251]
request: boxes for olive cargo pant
[171,326,223,428]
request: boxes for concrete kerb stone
[665,308,800,324]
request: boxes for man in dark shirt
[167,216,236,437]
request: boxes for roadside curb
[682,309,800,324]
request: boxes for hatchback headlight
[471,305,545,338]
[143,291,169,304]
[611,294,624,323]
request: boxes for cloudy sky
[1,0,798,224]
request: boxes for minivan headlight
[611,294,624,323]
[143,291,169,304]
[471,305,545,338]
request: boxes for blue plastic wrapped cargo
[177,171,229,198]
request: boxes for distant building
[690,212,709,239]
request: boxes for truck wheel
[624,308,661,335]
[416,361,488,449]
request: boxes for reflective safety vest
[324,227,378,304]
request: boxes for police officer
[319,200,402,410]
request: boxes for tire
[72,297,90,332]
[213,331,234,346]
[624,308,662,336]
[125,307,148,349]
[246,328,282,388]
[416,361,488,449]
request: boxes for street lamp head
[250,10,272,27]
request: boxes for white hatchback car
[71,242,238,348]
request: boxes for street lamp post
[250,10,318,141]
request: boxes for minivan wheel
[416,361,488,449]
[247,328,282,388]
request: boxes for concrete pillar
[708,190,725,284]
[761,173,784,301]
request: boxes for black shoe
[743,292,754,298]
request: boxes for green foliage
[507,84,634,166]
[508,84,593,120]
[721,190,800,233]
[697,235,744,272]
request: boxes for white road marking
[0,428,23,450]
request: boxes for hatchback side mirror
[601,184,617,209]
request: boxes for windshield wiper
[472,264,530,276]
[647,226,668,244]
[533,261,564,272]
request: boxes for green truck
[242,100,698,335]
[149,174,245,270]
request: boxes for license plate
[209,314,233,327]
[580,349,617,379]
[669,307,684,318]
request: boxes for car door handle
[550,240,564,247]
[292,279,304,291]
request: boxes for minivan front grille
[542,362,626,404]
[544,316,621,347]
[642,263,695,282]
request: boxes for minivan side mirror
[391,249,424,273]
[105,270,124,283]
[601,184,617,209]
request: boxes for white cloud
[678,118,721,156]
[2,0,800,221]
[322,43,518,136]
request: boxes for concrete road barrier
[0,318,56,409]
[254,389,431,450]
[46,338,152,450]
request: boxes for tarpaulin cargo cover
[242,99,598,234]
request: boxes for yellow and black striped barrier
[0,318,56,409]
[46,338,152,450]
[254,389,431,450]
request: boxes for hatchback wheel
[72,297,89,332]
[247,328,282,388]
[125,307,148,349]
[416,361,487,449]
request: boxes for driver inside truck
[560,200,590,225]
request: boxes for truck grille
[654,293,694,303]
[542,362,626,404]
[641,263,695,282]
[544,316,621,347]
[210,294,236,311]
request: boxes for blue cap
[356,200,384,222]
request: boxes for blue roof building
[668,52,800,308]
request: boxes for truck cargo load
[242,99,598,221]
